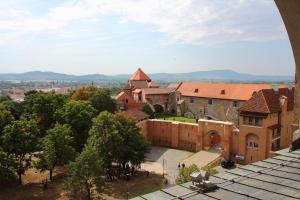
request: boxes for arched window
[246,134,259,149]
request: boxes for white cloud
[0,0,287,45]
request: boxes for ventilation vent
[221,89,225,95]
[194,88,199,93]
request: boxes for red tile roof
[177,82,275,101]
[239,88,294,114]
[129,68,151,81]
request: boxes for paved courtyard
[141,146,221,184]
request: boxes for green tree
[37,124,76,180]
[115,112,149,168]
[23,92,67,135]
[176,164,199,185]
[0,105,14,133]
[88,112,148,170]
[56,100,96,151]
[87,111,119,169]
[71,86,116,114]
[0,96,23,120]
[142,104,154,119]
[65,145,104,200]
[2,119,39,184]
[0,148,17,183]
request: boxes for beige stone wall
[179,96,243,124]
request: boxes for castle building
[116,69,294,164]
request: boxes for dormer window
[221,89,225,95]
[194,88,199,93]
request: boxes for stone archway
[208,130,221,150]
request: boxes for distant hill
[0,70,293,83]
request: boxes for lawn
[155,114,197,124]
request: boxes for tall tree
[56,100,96,151]
[71,86,116,114]
[65,145,104,200]
[37,124,76,180]
[23,92,67,135]
[2,119,39,184]
[88,112,148,170]
[87,111,119,169]
[115,112,149,169]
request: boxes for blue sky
[0,0,295,76]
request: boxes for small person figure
[182,163,185,168]
[164,179,168,185]
[178,163,181,169]
[146,171,150,177]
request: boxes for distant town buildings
[116,68,295,164]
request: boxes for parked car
[221,159,235,169]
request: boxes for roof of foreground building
[239,88,294,114]
[131,149,300,200]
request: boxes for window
[255,118,260,126]
[176,96,180,101]
[233,101,238,107]
[190,97,194,103]
[253,142,258,148]
[249,117,253,125]
[138,96,142,101]
[125,99,128,103]
[208,99,213,105]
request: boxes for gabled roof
[239,88,294,114]
[177,82,275,101]
[129,68,151,81]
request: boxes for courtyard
[141,146,221,184]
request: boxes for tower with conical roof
[129,68,151,82]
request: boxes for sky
[0,0,295,76]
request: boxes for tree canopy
[65,145,104,200]
[37,124,76,180]
[71,86,116,114]
[56,100,96,151]
[2,119,40,184]
[23,92,67,135]
[88,111,148,170]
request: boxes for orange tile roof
[177,82,275,101]
[239,89,281,114]
[129,68,151,81]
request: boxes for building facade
[139,88,294,164]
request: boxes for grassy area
[155,114,197,124]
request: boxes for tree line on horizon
[0,86,148,199]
